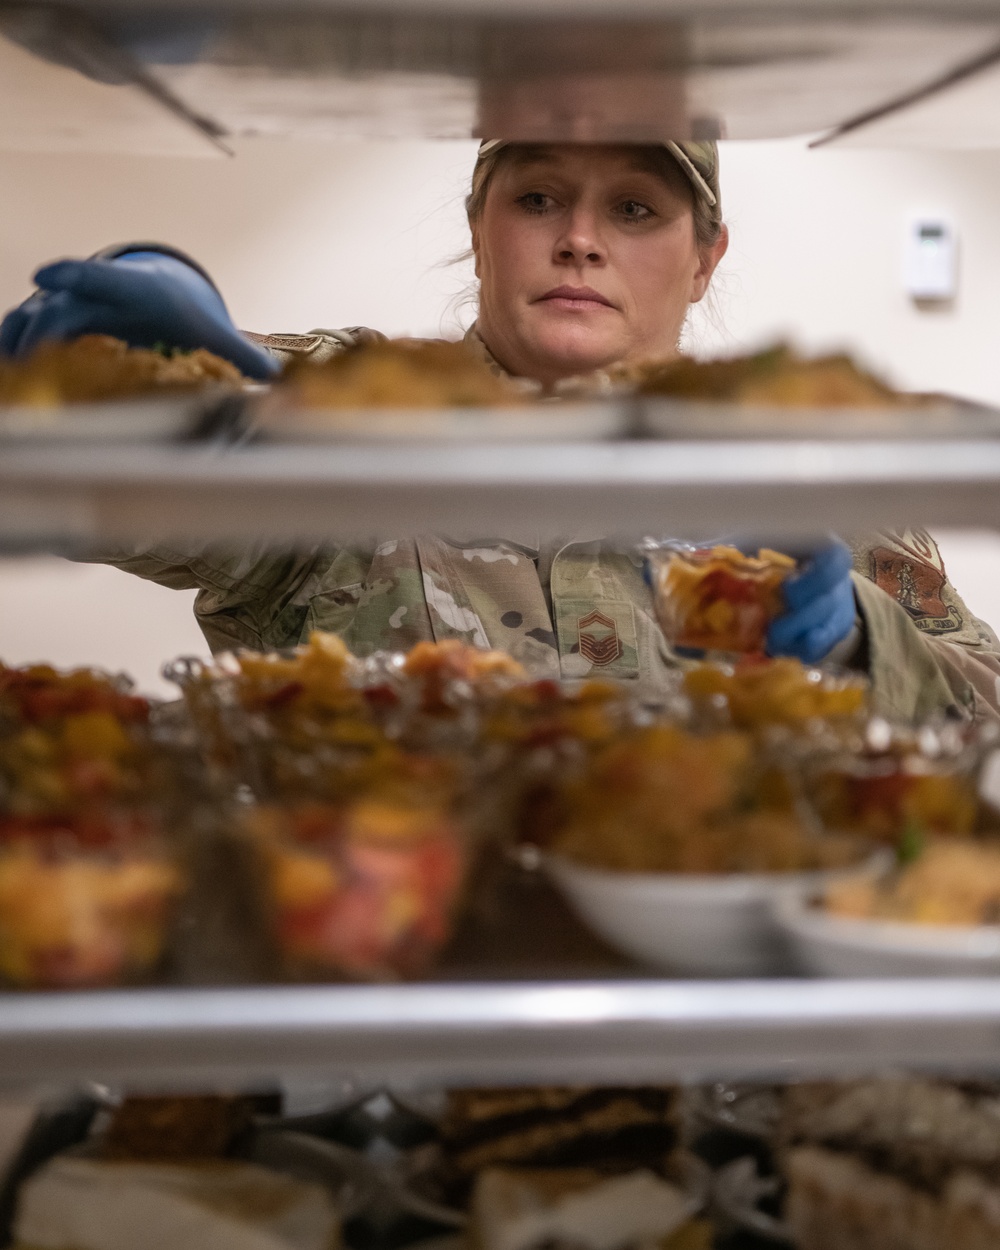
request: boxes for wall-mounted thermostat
[904,215,957,301]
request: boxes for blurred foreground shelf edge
[5,439,1000,550]
[8,0,1000,150]
[1,979,1000,1090]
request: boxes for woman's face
[472,145,728,385]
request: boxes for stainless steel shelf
[4,439,1000,549]
[2,979,1000,1091]
[6,0,1000,149]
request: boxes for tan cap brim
[475,139,717,209]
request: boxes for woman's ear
[690,223,729,304]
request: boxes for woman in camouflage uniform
[2,141,999,723]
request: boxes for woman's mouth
[535,285,617,312]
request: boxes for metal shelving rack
[4,981,1000,1093]
[8,437,1000,550]
[6,0,1000,1091]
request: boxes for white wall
[3,134,1000,692]
[696,138,1000,407]
[0,139,480,341]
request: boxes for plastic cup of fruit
[252,799,467,981]
[0,815,184,989]
[809,758,977,847]
[645,543,796,655]
[545,849,888,977]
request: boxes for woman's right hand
[0,250,279,380]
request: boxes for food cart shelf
[4,438,1000,549]
[2,979,1000,1092]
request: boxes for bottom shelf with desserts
[4,1074,1000,1250]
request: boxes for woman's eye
[517,192,552,215]
[617,200,654,222]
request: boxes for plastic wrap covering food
[682,657,868,732]
[0,335,244,406]
[549,723,860,876]
[166,633,530,772]
[645,543,796,655]
[805,718,982,848]
[166,637,520,982]
[0,663,188,988]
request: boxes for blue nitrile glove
[766,540,859,665]
[0,250,278,380]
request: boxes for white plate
[545,852,888,977]
[639,398,999,440]
[252,402,627,443]
[0,394,230,442]
[773,891,1000,977]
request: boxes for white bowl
[545,854,882,976]
[772,891,1000,977]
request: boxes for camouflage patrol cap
[475,139,721,221]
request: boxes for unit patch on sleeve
[869,528,964,634]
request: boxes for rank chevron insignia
[577,609,623,666]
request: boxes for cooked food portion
[440,1086,680,1178]
[103,1096,255,1162]
[471,1166,706,1250]
[639,343,905,408]
[278,339,526,409]
[785,1145,1000,1250]
[13,1155,340,1250]
[780,1078,1000,1189]
[647,544,796,654]
[551,725,857,874]
[683,657,868,729]
[0,335,243,406]
[780,1078,1000,1250]
[823,838,1000,926]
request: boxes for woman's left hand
[766,540,859,665]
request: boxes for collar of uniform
[464,322,629,399]
[463,322,511,379]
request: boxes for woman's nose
[554,210,606,265]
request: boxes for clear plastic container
[0,808,185,988]
[804,719,981,848]
[243,781,471,982]
[645,542,797,655]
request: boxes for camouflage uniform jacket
[93,327,1000,726]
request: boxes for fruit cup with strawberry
[645,543,797,655]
